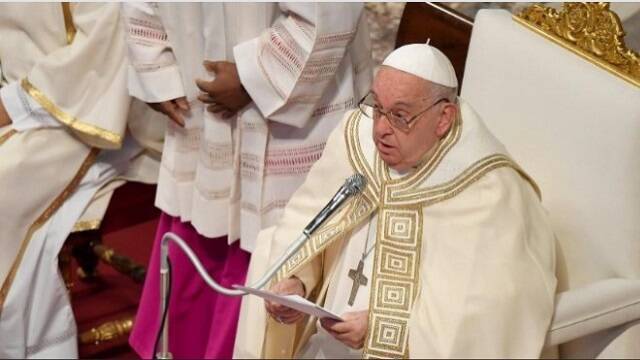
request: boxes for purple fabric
[130,213,250,359]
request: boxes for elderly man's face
[370,67,456,172]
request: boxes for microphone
[159,173,368,295]
[303,173,367,236]
[155,174,367,358]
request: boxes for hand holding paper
[234,285,343,322]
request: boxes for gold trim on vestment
[0,149,99,315]
[21,78,123,147]
[364,204,422,358]
[0,129,17,147]
[72,219,102,233]
[277,193,378,282]
[383,105,462,190]
[275,110,540,358]
[61,3,77,45]
[514,3,640,88]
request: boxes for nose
[373,113,394,139]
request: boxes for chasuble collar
[346,97,540,208]
[277,98,540,284]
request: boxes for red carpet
[70,218,158,359]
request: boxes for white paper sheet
[234,285,344,321]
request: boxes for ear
[435,103,457,138]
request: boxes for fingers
[203,60,222,73]
[267,302,298,316]
[162,102,186,127]
[278,311,304,324]
[270,277,305,297]
[265,299,301,317]
[264,278,308,325]
[198,93,216,104]
[195,78,212,94]
[265,301,304,324]
[174,97,190,111]
[205,104,236,119]
[334,333,364,349]
[322,310,368,349]
[221,110,236,119]
[207,104,227,113]
[323,322,364,349]
[148,101,185,127]
[324,318,352,334]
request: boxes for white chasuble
[0,3,131,150]
[122,3,373,250]
[0,3,161,356]
[235,99,558,358]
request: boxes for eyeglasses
[358,92,449,132]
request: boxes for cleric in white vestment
[235,43,557,358]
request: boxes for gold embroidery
[0,149,99,314]
[346,111,381,200]
[0,129,17,147]
[277,193,378,281]
[21,78,123,148]
[364,205,422,358]
[72,219,102,233]
[396,154,541,206]
[61,3,77,45]
[383,107,462,191]
[269,107,540,358]
[515,3,640,88]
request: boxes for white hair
[426,80,457,103]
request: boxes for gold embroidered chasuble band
[276,110,538,358]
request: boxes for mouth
[376,140,394,154]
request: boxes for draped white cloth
[122,3,372,251]
[236,102,558,358]
[0,3,162,356]
[0,138,142,358]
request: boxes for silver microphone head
[345,173,367,195]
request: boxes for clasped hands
[265,277,368,350]
[149,60,251,127]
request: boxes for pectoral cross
[347,259,368,306]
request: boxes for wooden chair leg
[69,230,102,281]
[92,243,146,284]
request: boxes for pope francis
[234,43,557,358]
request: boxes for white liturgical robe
[122,3,372,250]
[0,3,161,357]
[235,99,558,358]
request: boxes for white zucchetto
[382,43,458,88]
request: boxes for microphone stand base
[155,352,173,360]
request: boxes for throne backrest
[460,6,640,356]
[462,6,640,291]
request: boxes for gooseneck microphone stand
[155,174,367,359]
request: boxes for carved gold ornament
[79,316,134,345]
[515,3,640,88]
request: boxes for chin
[379,153,399,168]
